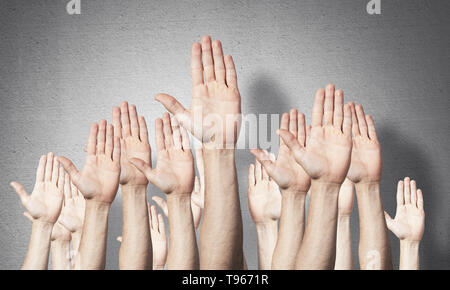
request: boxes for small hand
[58,173,85,233]
[384,177,425,242]
[11,153,64,223]
[148,203,168,269]
[247,158,281,224]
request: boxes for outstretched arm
[347,103,392,269]
[155,36,243,269]
[334,179,354,270]
[385,178,424,270]
[11,153,65,270]
[59,120,121,269]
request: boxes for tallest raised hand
[156,36,241,149]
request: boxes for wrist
[255,220,278,231]
[310,180,341,195]
[153,265,165,270]
[121,184,147,194]
[355,182,380,195]
[85,199,111,213]
[400,240,420,249]
[282,188,308,198]
[338,214,351,222]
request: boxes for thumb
[116,236,122,243]
[384,211,395,231]
[23,212,34,223]
[129,158,156,184]
[155,93,191,131]
[11,182,29,205]
[57,157,81,187]
[152,196,169,217]
[277,129,305,164]
[250,149,277,180]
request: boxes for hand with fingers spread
[155,36,241,148]
[247,158,281,269]
[58,120,121,270]
[385,178,424,270]
[347,103,392,270]
[148,204,168,270]
[131,114,198,269]
[11,153,65,269]
[113,102,152,270]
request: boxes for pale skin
[11,152,65,270]
[279,85,352,269]
[113,102,152,270]
[247,158,281,270]
[385,178,424,270]
[59,120,121,270]
[251,109,311,270]
[155,36,243,269]
[131,114,199,270]
[347,103,392,270]
[334,178,355,270]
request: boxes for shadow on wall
[378,125,441,270]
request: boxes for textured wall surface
[1,0,449,269]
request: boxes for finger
[297,113,306,146]
[120,101,131,138]
[180,126,191,151]
[201,35,215,83]
[404,177,411,204]
[58,157,81,187]
[171,116,182,149]
[261,153,269,180]
[117,236,123,243]
[97,119,107,155]
[158,213,166,238]
[343,103,352,137]
[51,158,59,184]
[365,115,378,141]
[10,182,29,204]
[155,94,191,132]
[195,148,204,177]
[224,54,238,88]
[130,158,155,184]
[162,113,174,149]
[150,205,159,232]
[323,84,335,126]
[212,39,226,85]
[112,106,122,139]
[355,105,368,138]
[279,113,289,146]
[152,196,169,217]
[35,155,47,182]
[155,118,165,152]
[306,125,312,144]
[64,173,72,200]
[411,180,417,207]
[255,158,262,181]
[248,164,255,187]
[194,176,200,193]
[417,189,424,210]
[86,123,99,155]
[139,116,149,143]
[350,102,360,137]
[191,42,204,86]
[277,129,305,162]
[333,89,344,129]
[384,211,394,232]
[105,124,114,159]
[23,212,34,222]
[129,104,140,138]
[45,152,54,182]
[251,149,276,180]
[113,136,121,162]
[289,108,298,138]
[312,88,325,127]
[396,180,404,206]
[57,166,65,193]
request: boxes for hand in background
[346,103,382,183]
[11,152,64,224]
[278,85,352,184]
[155,36,241,148]
[57,173,85,234]
[58,120,121,204]
[385,178,425,242]
[148,203,167,269]
[338,178,354,217]
[247,157,281,224]
[251,109,311,193]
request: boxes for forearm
[255,222,278,270]
[167,195,199,269]
[77,200,110,270]
[51,239,71,270]
[399,241,420,270]
[22,220,53,270]
[334,215,354,270]
[295,181,340,270]
[119,185,152,270]
[355,182,392,270]
[200,148,243,269]
[272,190,306,269]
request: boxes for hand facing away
[278,85,352,184]
[247,157,281,224]
[11,152,64,223]
[346,103,382,183]
[148,203,168,269]
[385,178,425,242]
[251,109,311,193]
[155,35,241,148]
[113,102,151,186]
[130,113,194,196]
[58,120,121,204]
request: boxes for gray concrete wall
[0,0,449,269]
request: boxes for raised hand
[11,153,64,223]
[347,103,382,183]
[113,102,151,186]
[58,120,121,203]
[58,173,85,234]
[278,85,352,184]
[251,109,311,193]
[130,113,194,195]
[247,158,282,224]
[385,178,425,242]
[148,203,168,270]
[155,36,241,148]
